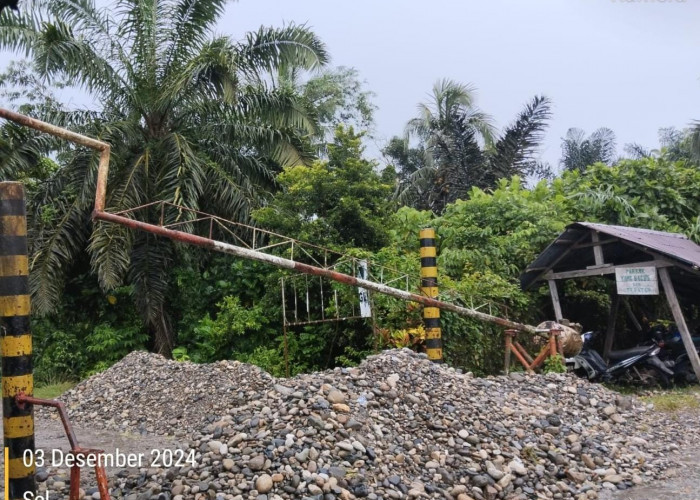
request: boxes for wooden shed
[520,222,700,381]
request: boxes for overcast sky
[224,0,700,169]
[2,0,699,171]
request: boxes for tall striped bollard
[419,228,442,362]
[0,182,35,499]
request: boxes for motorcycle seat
[607,345,652,360]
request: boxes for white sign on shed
[615,266,658,295]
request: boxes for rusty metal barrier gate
[0,108,539,335]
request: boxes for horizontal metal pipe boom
[93,211,537,333]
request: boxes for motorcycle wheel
[673,359,697,385]
[633,366,671,388]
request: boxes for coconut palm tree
[0,0,328,355]
[392,79,550,213]
[399,79,494,213]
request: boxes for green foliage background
[18,127,700,382]
[1,1,699,382]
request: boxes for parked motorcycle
[567,331,674,386]
[650,324,700,384]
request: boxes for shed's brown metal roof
[520,222,700,296]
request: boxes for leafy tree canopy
[254,126,394,252]
[0,0,328,355]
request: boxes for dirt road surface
[1,417,184,498]
[602,448,700,500]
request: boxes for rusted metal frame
[212,218,254,249]
[0,108,540,335]
[160,215,213,231]
[93,211,538,333]
[0,108,112,213]
[380,274,413,287]
[111,200,164,216]
[296,243,326,269]
[505,331,534,373]
[121,199,356,265]
[281,278,287,325]
[254,239,294,253]
[284,316,365,327]
[16,393,78,450]
[514,342,534,364]
[504,332,513,374]
[15,393,111,500]
[319,277,325,321]
[504,327,562,374]
[529,344,551,371]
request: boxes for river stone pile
[39,351,275,436]
[40,350,699,499]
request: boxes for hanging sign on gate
[356,260,372,317]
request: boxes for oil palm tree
[0,0,328,355]
[560,127,616,172]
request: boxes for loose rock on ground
[30,349,700,499]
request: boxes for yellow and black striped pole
[0,182,35,499]
[419,228,442,362]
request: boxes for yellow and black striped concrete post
[419,228,442,362]
[0,182,35,499]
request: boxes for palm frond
[29,196,91,314]
[488,95,551,178]
[128,232,174,355]
[162,0,228,74]
[236,24,329,79]
[690,121,700,164]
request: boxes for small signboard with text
[615,266,658,295]
[356,260,372,318]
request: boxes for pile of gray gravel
[38,349,699,500]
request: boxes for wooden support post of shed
[603,293,620,361]
[622,297,643,332]
[547,280,563,322]
[591,231,605,266]
[659,267,700,383]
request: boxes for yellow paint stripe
[0,255,28,277]
[8,457,34,478]
[3,416,33,439]
[426,348,443,360]
[419,247,436,258]
[424,307,440,318]
[419,229,435,239]
[1,335,32,357]
[2,374,33,397]
[425,328,442,339]
[420,286,439,298]
[0,216,27,237]
[0,295,30,317]
[420,267,438,278]
[4,447,8,495]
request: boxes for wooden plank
[548,280,563,321]
[622,297,643,331]
[571,237,619,250]
[591,231,605,266]
[603,293,620,361]
[524,232,591,286]
[659,268,700,383]
[542,259,674,280]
